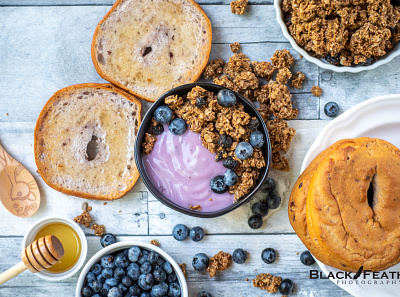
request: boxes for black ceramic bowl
[134,83,271,218]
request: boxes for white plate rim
[300,94,400,297]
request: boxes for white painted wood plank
[0,235,351,296]
[148,120,328,235]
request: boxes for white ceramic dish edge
[274,0,400,73]
[22,216,88,281]
[75,241,189,297]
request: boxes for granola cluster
[283,0,400,66]
[231,0,248,15]
[74,204,106,236]
[252,273,282,293]
[207,251,232,278]
[203,46,306,171]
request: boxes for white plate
[274,0,400,73]
[301,94,400,297]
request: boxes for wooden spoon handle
[0,144,17,172]
[0,262,27,285]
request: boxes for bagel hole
[87,135,99,161]
[367,175,377,210]
[142,47,152,57]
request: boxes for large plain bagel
[34,83,141,200]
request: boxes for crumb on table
[207,251,232,278]
[311,85,323,97]
[150,239,160,247]
[74,207,92,227]
[179,263,187,279]
[91,223,105,236]
[230,0,248,15]
[230,42,241,53]
[252,273,282,293]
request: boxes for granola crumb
[74,208,92,227]
[230,0,248,15]
[6,113,8,115]
[142,133,157,155]
[91,223,105,236]
[179,263,187,279]
[311,86,323,97]
[296,252,299,255]
[103,202,107,205]
[230,42,241,53]
[189,205,202,211]
[150,239,160,247]
[207,251,232,278]
[291,72,306,89]
[245,278,249,282]
[252,273,282,293]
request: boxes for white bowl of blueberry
[76,241,188,297]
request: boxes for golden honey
[34,222,81,273]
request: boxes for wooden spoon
[0,144,40,217]
[0,235,64,285]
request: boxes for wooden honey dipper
[0,235,64,285]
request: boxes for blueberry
[101,284,111,295]
[115,252,129,268]
[86,271,96,283]
[123,249,129,257]
[218,134,233,149]
[235,142,253,160]
[118,283,128,293]
[97,274,105,283]
[148,251,159,264]
[102,268,114,279]
[325,54,340,66]
[248,215,263,229]
[198,292,212,297]
[155,257,165,267]
[189,226,205,242]
[168,118,187,135]
[150,282,168,297]
[232,248,247,264]
[151,124,164,135]
[108,287,124,297]
[195,97,206,108]
[163,262,173,275]
[223,157,238,170]
[140,292,150,297]
[138,274,152,291]
[127,263,140,280]
[223,169,238,187]
[129,284,142,296]
[137,251,149,265]
[248,118,260,131]
[82,286,94,297]
[250,130,265,148]
[210,175,227,194]
[92,294,101,297]
[152,268,167,282]
[279,279,294,295]
[105,277,119,287]
[101,255,116,269]
[154,105,173,124]
[260,177,276,193]
[140,262,152,274]
[114,267,126,278]
[266,192,281,209]
[128,246,142,262]
[217,89,236,107]
[168,282,181,297]
[358,57,375,66]
[172,224,189,241]
[215,151,224,162]
[251,202,269,217]
[192,253,209,271]
[300,251,315,266]
[100,233,117,248]
[261,248,277,264]
[91,263,103,276]
[324,102,339,117]
[121,276,133,287]
[167,273,177,283]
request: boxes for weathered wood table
[1,1,397,296]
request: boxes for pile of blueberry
[154,105,186,135]
[81,246,181,297]
[248,177,281,229]
[211,89,265,194]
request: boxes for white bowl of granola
[274,0,400,73]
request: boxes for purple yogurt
[143,125,234,212]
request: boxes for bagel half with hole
[91,0,212,102]
[34,83,141,200]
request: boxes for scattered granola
[142,133,157,155]
[179,263,187,279]
[230,0,248,15]
[150,239,160,247]
[230,42,241,53]
[284,0,400,66]
[291,71,306,89]
[189,205,202,211]
[74,207,92,227]
[207,251,232,278]
[91,223,105,236]
[252,273,282,293]
[311,85,323,97]
[203,58,225,80]
[252,61,275,80]
[276,67,292,85]
[271,49,294,69]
